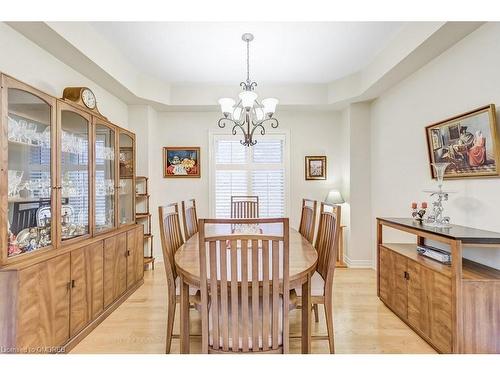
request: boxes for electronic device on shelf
[417,245,451,264]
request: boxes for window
[210,133,289,218]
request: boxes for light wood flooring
[71,264,436,354]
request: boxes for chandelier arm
[250,123,266,138]
[218,117,237,129]
[260,117,279,129]
[231,122,246,137]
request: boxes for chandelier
[217,33,279,147]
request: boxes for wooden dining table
[174,223,318,353]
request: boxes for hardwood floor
[71,264,436,354]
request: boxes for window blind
[213,136,286,218]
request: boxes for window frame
[209,130,291,218]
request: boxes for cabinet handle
[403,271,410,280]
[71,279,76,288]
[126,250,131,257]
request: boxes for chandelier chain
[246,39,250,83]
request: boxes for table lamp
[325,189,345,205]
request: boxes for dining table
[174,222,318,353]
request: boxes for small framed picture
[305,156,327,180]
[163,147,201,178]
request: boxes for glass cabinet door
[5,86,54,258]
[94,123,116,233]
[59,106,90,241]
[118,132,134,225]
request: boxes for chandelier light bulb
[239,91,258,109]
[262,98,279,115]
[218,98,235,115]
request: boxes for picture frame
[425,104,500,179]
[163,147,201,178]
[305,156,327,180]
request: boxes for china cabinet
[0,73,143,353]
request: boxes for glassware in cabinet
[94,123,116,233]
[118,132,135,225]
[59,106,91,241]
[5,85,55,258]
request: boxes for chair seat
[294,271,325,297]
[208,294,283,350]
[175,276,200,296]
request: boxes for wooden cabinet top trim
[378,218,500,245]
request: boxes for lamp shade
[325,189,344,204]
[218,98,235,114]
[262,98,279,114]
[239,91,258,108]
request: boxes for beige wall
[145,110,347,258]
[370,23,500,269]
[0,23,129,127]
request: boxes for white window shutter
[213,137,286,218]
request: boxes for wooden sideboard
[0,73,143,353]
[377,218,500,354]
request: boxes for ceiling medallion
[217,33,279,147]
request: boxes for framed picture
[425,104,500,179]
[305,156,327,180]
[163,147,201,178]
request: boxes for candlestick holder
[424,162,454,228]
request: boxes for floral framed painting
[305,156,327,180]
[163,147,201,178]
[425,104,500,179]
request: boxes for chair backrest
[314,203,341,283]
[298,198,317,243]
[198,218,289,354]
[231,195,259,219]
[181,198,198,240]
[158,203,185,290]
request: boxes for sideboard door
[126,226,144,288]
[70,241,104,336]
[103,233,127,308]
[17,253,71,351]
[379,247,408,319]
[407,261,431,338]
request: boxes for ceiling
[90,22,405,85]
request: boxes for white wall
[0,23,129,127]
[346,102,373,267]
[370,23,500,269]
[145,110,346,258]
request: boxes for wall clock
[62,87,105,118]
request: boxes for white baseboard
[344,255,375,269]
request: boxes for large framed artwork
[425,104,500,179]
[163,147,201,178]
[305,156,327,180]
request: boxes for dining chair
[230,195,259,219]
[181,198,198,240]
[292,202,340,353]
[198,217,290,354]
[158,203,200,354]
[298,198,317,244]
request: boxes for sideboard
[377,218,500,354]
[0,73,143,353]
